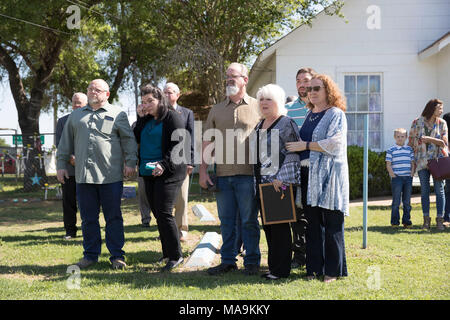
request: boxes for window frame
[341,72,384,152]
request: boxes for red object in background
[0,153,16,174]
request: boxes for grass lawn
[0,181,449,300]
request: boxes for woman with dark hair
[286,74,349,283]
[408,99,448,230]
[134,84,187,271]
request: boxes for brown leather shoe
[75,258,96,269]
[436,217,445,231]
[112,258,127,270]
[422,216,431,230]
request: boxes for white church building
[247,0,450,151]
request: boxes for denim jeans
[418,169,445,218]
[76,181,125,262]
[445,179,450,222]
[390,176,412,225]
[216,175,260,266]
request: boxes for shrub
[347,145,391,200]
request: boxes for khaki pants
[174,174,190,233]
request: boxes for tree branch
[3,41,37,73]
[0,44,29,113]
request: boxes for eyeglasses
[87,87,107,94]
[225,74,245,80]
[305,86,324,92]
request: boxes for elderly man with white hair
[163,82,194,242]
[55,92,88,240]
[200,62,262,276]
[57,79,138,270]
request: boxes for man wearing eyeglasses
[200,63,261,276]
[286,67,316,270]
[56,79,138,270]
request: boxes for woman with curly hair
[286,74,349,283]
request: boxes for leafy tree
[0,0,163,190]
[0,138,10,147]
[0,0,344,190]
[153,0,345,104]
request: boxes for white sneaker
[264,273,280,280]
[179,230,188,242]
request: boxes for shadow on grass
[346,224,447,235]
[367,205,391,210]
[0,260,306,289]
[3,223,222,247]
[0,233,160,246]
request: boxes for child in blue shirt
[386,128,416,228]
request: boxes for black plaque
[258,183,296,225]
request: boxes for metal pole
[363,113,369,248]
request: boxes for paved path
[350,194,436,207]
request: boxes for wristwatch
[306,142,310,151]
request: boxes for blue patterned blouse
[307,107,350,216]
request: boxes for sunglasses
[305,86,324,92]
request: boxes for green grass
[0,186,449,300]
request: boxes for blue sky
[0,81,138,149]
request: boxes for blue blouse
[299,109,327,161]
[139,119,163,176]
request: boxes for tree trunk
[0,38,64,191]
[21,122,48,192]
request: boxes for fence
[0,132,213,201]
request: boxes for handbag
[427,146,450,180]
[427,156,450,180]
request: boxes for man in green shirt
[57,79,138,270]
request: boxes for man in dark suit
[55,92,87,240]
[443,111,450,228]
[164,82,194,241]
